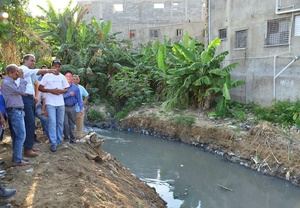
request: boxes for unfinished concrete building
[209,0,300,105]
[77,0,205,44]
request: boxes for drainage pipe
[273,56,299,100]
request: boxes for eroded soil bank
[119,107,300,186]
[0,132,166,208]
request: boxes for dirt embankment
[119,107,300,186]
[0,133,166,208]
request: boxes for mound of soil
[0,132,166,208]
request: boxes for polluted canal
[96,129,300,208]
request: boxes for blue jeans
[46,105,65,147]
[35,104,49,138]
[7,109,26,163]
[22,95,35,150]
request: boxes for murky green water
[96,129,300,208]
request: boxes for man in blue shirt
[63,71,83,143]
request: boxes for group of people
[0,54,89,203]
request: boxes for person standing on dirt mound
[63,71,83,143]
[1,64,29,165]
[17,54,54,158]
[73,74,89,138]
[38,60,69,152]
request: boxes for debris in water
[217,184,233,192]
[180,164,184,167]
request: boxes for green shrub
[252,101,300,127]
[87,109,106,122]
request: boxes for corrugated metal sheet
[295,15,300,36]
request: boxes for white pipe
[289,13,294,53]
[275,57,298,79]
[273,55,277,100]
[208,0,211,42]
[273,56,299,99]
[185,0,188,21]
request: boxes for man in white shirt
[39,60,69,152]
[18,54,53,157]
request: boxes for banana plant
[157,34,244,115]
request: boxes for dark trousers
[63,106,76,141]
[22,95,35,150]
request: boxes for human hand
[34,96,39,104]
[17,68,24,78]
[48,69,58,74]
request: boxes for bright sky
[28,0,77,16]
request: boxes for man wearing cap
[38,60,69,152]
[17,54,53,157]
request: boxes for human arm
[20,66,56,77]
[34,80,39,104]
[76,88,84,112]
[80,86,89,105]
[2,78,27,96]
[38,85,66,95]
[41,97,47,116]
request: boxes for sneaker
[0,187,16,199]
[50,145,57,152]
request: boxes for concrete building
[77,0,205,44]
[209,0,300,105]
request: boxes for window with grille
[150,29,160,38]
[235,30,247,48]
[129,29,136,39]
[176,29,183,37]
[219,28,227,40]
[265,18,290,46]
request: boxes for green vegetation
[87,109,106,123]
[253,101,300,127]
[1,1,245,121]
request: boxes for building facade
[77,0,205,44]
[209,0,300,105]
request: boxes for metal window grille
[129,29,136,39]
[265,18,290,46]
[176,29,183,37]
[219,28,227,39]
[235,30,247,48]
[150,29,160,38]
